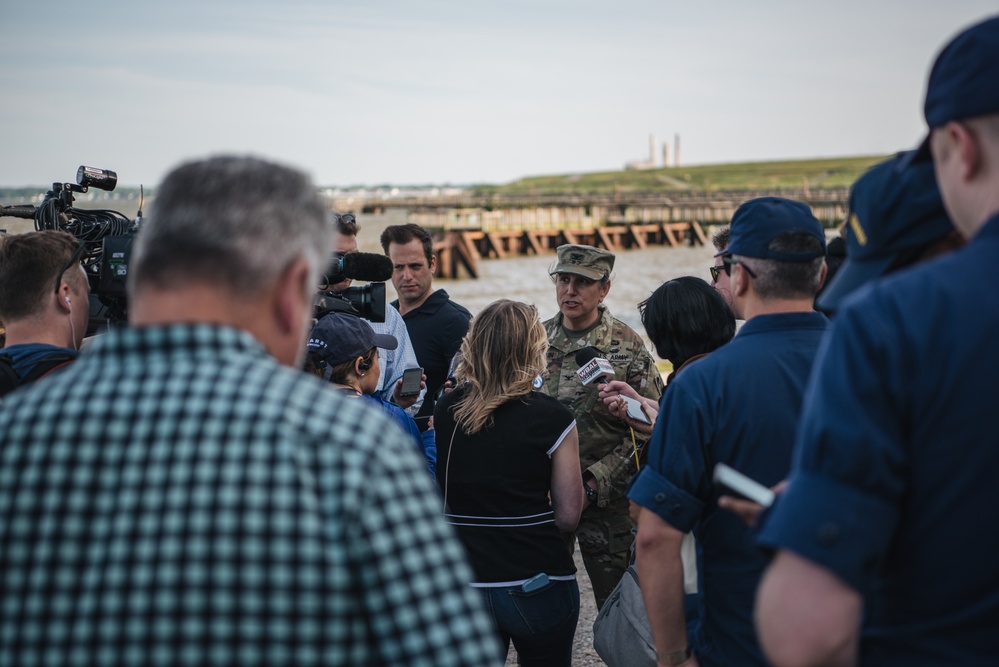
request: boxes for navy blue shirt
[759,213,999,666]
[392,289,471,428]
[630,311,828,667]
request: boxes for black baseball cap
[817,152,954,312]
[721,197,826,261]
[307,312,397,368]
[910,16,999,162]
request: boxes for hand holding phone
[619,395,653,425]
[713,463,775,508]
[399,367,424,398]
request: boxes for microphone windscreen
[341,252,394,282]
[575,346,602,367]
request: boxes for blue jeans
[478,578,580,667]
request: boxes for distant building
[625,134,658,171]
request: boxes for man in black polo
[380,223,471,430]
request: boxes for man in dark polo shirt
[628,197,829,667]
[756,17,999,666]
[380,223,471,430]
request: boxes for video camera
[1,166,142,332]
[314,249,393,323]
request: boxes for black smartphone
[399,367,424,397]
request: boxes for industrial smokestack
[674,133,681,167]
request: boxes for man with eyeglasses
[708,225,737,314]
[0,230,89,397]
[628,197,828,667]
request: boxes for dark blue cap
[307,311,397,368]
[720,197,826,261]
[817,153,954,312]
[910,16,999,161]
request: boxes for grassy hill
[472,155,889,196]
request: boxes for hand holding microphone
[574,346,615,387]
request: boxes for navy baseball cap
[307,311,397,368]
[817,153,954,312]
[910,16,999,161]
[721,197,826,261]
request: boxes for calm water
[355,210,721,349]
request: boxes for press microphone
[322,251,393,284]
[575,346,615,387]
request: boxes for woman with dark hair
[599,276,736,433]
[305,311,436,477]
[434,299,583,667]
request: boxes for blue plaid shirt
[0,324,501,666]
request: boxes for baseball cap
[721,197,826,261]
[910,16,999,162]
[550,244,615,280]
[817,153,954,312]
[307,311,398,368]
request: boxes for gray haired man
[0,155,501,666]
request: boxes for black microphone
[323,252,393,284]
[575,346,616,386]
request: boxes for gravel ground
[504,549,608,667]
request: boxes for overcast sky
[1,1,995,188]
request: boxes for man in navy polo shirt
[629,197,828,667]
[756,16,999,667]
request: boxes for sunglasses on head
[54,243,86,294]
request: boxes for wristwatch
[583,481,598,504]
[657,647,692,665]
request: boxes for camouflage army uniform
[542,304,664,608]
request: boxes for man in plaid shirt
[0,156,501,667]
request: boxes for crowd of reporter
[2,15,999,667]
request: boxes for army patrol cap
[550,244,615,281]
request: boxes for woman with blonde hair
[434,299,583,667]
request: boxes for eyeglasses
[709,265,724,283]
[722,255,757,279]
[54,243,86,294]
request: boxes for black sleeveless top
[435,386,577,584]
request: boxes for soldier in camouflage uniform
[541,244,664,609]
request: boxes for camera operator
[323,213,425,411]
[0,230,88,396]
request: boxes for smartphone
[620,395,652,425]
[399,367,424,397]
[713,463,775,508]
[521,572,550,592]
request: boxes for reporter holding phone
[598,277,736,436]
[434,300,584,667]
[305,312,436,478]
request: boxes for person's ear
[267,256,313,367]
[355,356,371,375]
[732,263,750,298]
[428,253,436,273]
[952,121,982,182]
[57,283,73,313]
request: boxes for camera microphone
[323,252,393,284]
[575,346,616,387]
